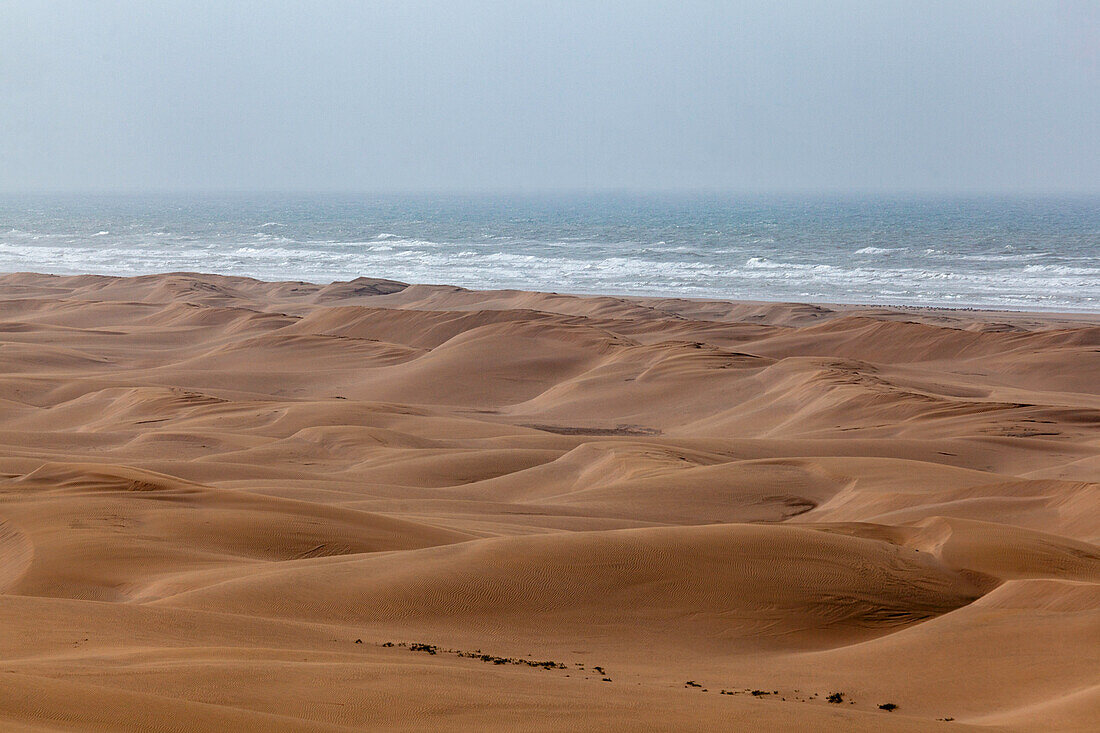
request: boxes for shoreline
[4,269,1099,321]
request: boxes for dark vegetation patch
[388,641,570,671]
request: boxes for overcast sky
[2,1,1098,193]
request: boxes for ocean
[1,193,1097,312]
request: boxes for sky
[2,1,1098,194]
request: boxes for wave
[854,246,902,254]
[1022,264,1100,276]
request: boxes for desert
[0,270,1095,731]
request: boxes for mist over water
[1,194,1097,312]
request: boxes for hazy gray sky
[2,1,1098,193]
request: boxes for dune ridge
[0,271,1097,731]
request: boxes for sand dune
[155,522,990,655]
[0,271,1097,731]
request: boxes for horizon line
[4,187,1100,199]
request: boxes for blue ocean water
[1,193,1097,311]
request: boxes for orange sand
[0,271,1096,731]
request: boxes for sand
[0,271,1096,731]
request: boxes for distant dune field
[0,271,1097,732]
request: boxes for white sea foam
[854,246,901,254]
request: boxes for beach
[0,270,1096,731]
